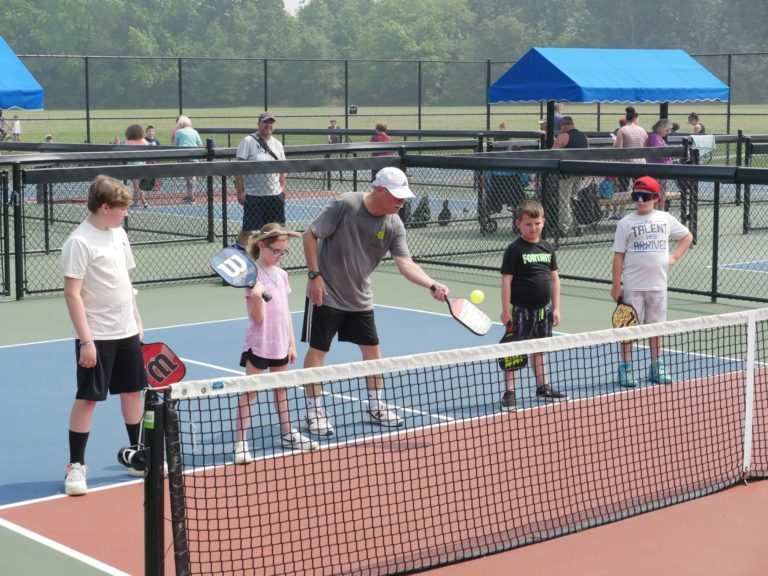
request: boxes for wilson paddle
[211,246,272,301]
[142,341,187,389]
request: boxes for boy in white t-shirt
[11,115,21,141]
[60,176,147,495]
[611,176,693,388]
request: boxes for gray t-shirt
[310,193,410,311]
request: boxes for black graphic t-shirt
[500,238,558,308]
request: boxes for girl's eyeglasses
[266,246,289,257]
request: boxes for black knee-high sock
[69,430,89,465]
[126,422,141,446]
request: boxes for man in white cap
[235,111,287,233]
[301,167,449,436]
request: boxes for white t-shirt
[11,120,20,134]
[236,134,285,197]
[60,220,138,339]
[613,210,690,291]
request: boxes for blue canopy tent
[488,47,729,146]
[0,36,44,110]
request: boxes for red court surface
[422,479,768,576]
[1,479,766,575]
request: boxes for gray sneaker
[500,390,516,411]
[536,386,568,401]
[281,429,319,452]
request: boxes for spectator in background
[45,134,53,143]
[670,122,680,134]
[144,125,160,146]
[235,111,287,232]
[611,117,627,140]
[12,115,22,141]
[125,124,149,208]
[327,118,342,145]
[173,115,203,204]
[553,102,564,133]
[169,115,182,147]
[646,119,673,164]
[613,105,648,204]
[552,115,589,236]
[370,120,393,180]
[646,118,673,199]
[496,121,510,142]
[145,126,162,192]
[688,112,706,134]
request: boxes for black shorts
[301,299,379,352]
[508,303,554,341]
[240,349,289,370]
[75,335,147,401]
[243,194,285,232]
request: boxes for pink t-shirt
[242,265,292,360]
[370,132,393,156]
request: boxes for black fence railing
[4,138,768,305]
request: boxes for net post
[742,311,757,480]
[144,389,165,576]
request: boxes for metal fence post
[178,58,183,116]
[84,56,91,143]
[11,163,24,300]
[206,138,215,242]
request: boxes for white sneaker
[281,429,320,452]
[233,440,254,465]
[364,408,404,428]
[304,408,335,437]
[65,463,88,496]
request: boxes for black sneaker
[536,386,568,401]
[500,390,516,411]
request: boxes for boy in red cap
[611,176,693,387]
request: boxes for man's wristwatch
[308,270,322,280]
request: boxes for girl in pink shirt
[233,224,318,462]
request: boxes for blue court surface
[0,305,744,507]
[0,306,492,505]
[719,260,768,273]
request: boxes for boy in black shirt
[499,200,567,410]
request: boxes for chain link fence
[15,52,768,143]
[3,139,768,304]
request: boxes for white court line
[0,517,132,576]
[179,358,455,422]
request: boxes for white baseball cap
[373,167,414,199]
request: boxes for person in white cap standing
[300,167,449,436]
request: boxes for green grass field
[8,103,766,147]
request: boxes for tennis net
[149,307,768,575]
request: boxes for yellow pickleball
[470,289,485,304]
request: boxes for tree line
[4,0,766,109]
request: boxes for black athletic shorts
[301,299,379,352]
[240,349,289,370]
[508,303,554,341]
[75,335,147,401]
[243,193,285,232]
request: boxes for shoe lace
[68,464,85,481]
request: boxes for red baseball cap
[633,176,661,195]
